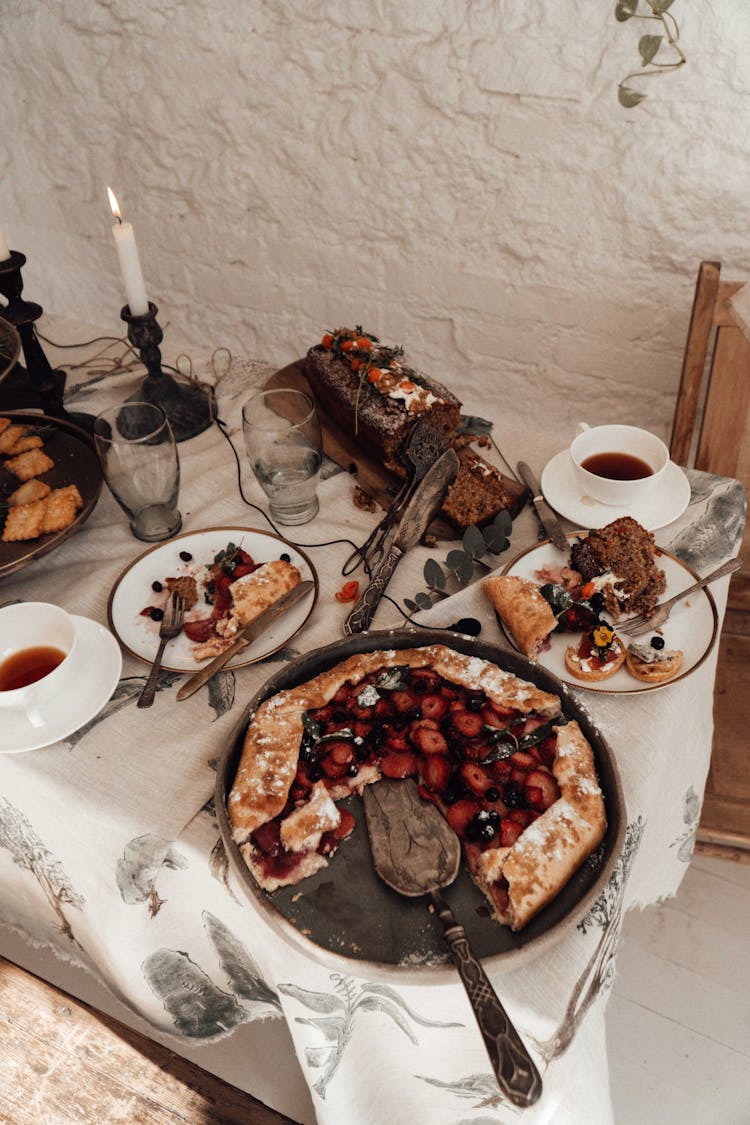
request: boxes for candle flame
[107,186,122,222]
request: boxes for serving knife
[516,460,569,552]
[343,447,460,635]
[176,580,314,701]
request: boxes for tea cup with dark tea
[570,424,669,506]
[0,603,77,728]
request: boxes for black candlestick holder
[0,250,96,434]
[121,302,213,443]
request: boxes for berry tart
[227,645,607,932]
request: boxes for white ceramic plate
[540,449,691,532]
[0,615,122,753]
[500,535,719,694]
[107,526,318,673]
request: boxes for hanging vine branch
[615,0,686,108]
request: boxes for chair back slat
[669,261,720,466]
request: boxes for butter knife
[176,580,314,701]
[516,461,569,552]
[344,447,460,634]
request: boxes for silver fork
[618,557,742,637]
[137,591,185,708]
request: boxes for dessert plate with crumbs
[107,526,318,673]
[500,535,719,694]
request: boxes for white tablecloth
[0,341,745,1124]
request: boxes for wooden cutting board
[263,360,526,539]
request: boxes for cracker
[52,484,83,511]
[0,425,28,454]
[8,479,51,506]
[5,434,43,456]
[41,491,78,534]
[4,449,55,481]
[1,500,46,542]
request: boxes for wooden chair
[670,260,750,849]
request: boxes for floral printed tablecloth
[0,339,745,1125]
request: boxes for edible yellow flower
[593,625,615,648]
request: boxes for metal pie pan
[216,627,625,983]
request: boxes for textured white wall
[1,0,748,438]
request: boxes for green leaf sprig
[403,510,512,616]
[615,0,686,108]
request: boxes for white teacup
[570,423,670,506]
[0,603,77,728]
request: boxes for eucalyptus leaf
[618,83,647,108]
[445,549,468,571]
[423,558,446,590]
[615,0,638,20]
[376,666,411,691]
[462,525,486,559]
[493,509,513,537]
[403,598,419,614]
[457,415,493,435]
[454,554,475,587]
[415,592,433,610]
[639,34,663,65]
[651,0,674,12]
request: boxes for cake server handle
[343,546,404,634]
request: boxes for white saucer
[540,450,691,531]
[0,615,122,754]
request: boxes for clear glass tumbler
[242,388,322,525]
[93,401,182,541]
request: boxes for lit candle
[0,221,10,262]
[107,187,150,316]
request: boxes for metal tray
[216,628,625,982]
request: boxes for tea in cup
[0,603,77,728]
[570,424,669,506]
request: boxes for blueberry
[467,815,496,842]
[280,552,291,563]
[465,693,484,713]
[149,607,164,622]
[488,809,500,825]
[347,763,359,777]
[485,787,500,802]
[503,781,523,808]
[441,785,459,806]
[179,550,193,562]
[151,580,163,593]
[651,635,665,650]
[449,617,482,637]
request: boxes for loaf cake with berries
[305,328,461,478]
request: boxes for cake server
[341,422,449,575]
[517,460,569,552]
[176,580,315,701]
[363,778,543,1109]
[343,446,459,634]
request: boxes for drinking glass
[93,401,182,541]
[242,388,322,525]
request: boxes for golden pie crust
[483,574,558,658]
[228,644,606,928]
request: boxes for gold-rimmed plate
[107,525,318,673]
[500,534,719,694]
[0,411,103,580]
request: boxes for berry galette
[227,645,607,931]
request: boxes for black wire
[36,331,128,349]
[213,414,373,574]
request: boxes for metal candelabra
[121,302,213,443]
[0,250,96,433]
